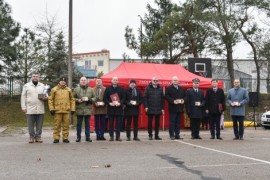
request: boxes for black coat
[205,88,226,114]
[104,85,125,115]
[143,83,164,115]
[165,84,185,113]
[185,88,205,119]
[125,87,143,116]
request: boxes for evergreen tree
[0,0,20,83]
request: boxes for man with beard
[21,72,47,143]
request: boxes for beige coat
[48,84,75,113]
[21,81,46,114]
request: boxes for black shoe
[217,137,223,140]
[116,137,122,141]
[133,137,140,141]
[100,136,106,141]
[191,136,195,139]
[149,137,153,140]
[196,136,202,139]
[53,139,59,143]
[86,138,92,142]
[109,137,114,141]
[239,137,244,140]
[155,137,162,140]
[210,136,215,139]
[233,137,239,140]
[76,138,81,142]
[63,139,70,143]
[170,136,175,140]
[126,137,130,141]
[175,136,183,140]
[96,136,101,141]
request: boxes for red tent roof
[100,62,222,89]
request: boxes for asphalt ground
[0,127,270,180]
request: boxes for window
[98,60,104,66]
[85,60,91,69]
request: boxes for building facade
[73,49,110,78]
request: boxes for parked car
[261,111,270,129]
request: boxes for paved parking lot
[0,127,270,180]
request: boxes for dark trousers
[76,115,90,139]
[126,115,139,138]
[209,114,221,138]
[232,115,244,138]
[148,114,160,138]
[190,118,201,138]
[94,114,106,138]
[169,112,182,138]
[109,115,122,138]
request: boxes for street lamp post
[138,15,143,60]
[68,0,73,88]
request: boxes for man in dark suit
[104,76,125,141]
[165,76,185,140]
[125,79,143,141]
[185,78,205,139]
[205,79,226,140]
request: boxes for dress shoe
[126,137,131,141]
[53,139,59,143]
[86,138,92,142]
[109,137,114,141]
[116,137,122,141]
[100,136,106,141]
[196,136,202,139]
[149,137,153,140]
[175,136,183,140]
[96,136,101,141]
[239,137,244,140]
[35,137,43,143]
[76,138,81,142]
[210,136,215,139]
[170,137,175,140]
[133,137,140,141]
[233,137,239,140]
[29,138,34,143]
[155,137,162,140]
[63,139,70,143]
[191,137,195,139]
[217,137,223,140]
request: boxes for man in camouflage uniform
[48,77,75,143]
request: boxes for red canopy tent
[89,62,223,130]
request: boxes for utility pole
[68,0,73,88]
[138,15,143,60]
[68,0,73,126]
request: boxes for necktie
[97,88,101,98]
[214,89,217,93]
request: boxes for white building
[73,49,110,77]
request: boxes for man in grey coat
[227,79,249,140]
[21,72,48,143]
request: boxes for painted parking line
[175,140,270,165]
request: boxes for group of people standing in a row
[21,72,249,143]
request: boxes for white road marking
[175,140,270,165]
[159,162,264,169]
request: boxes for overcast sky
[8,0,249,59]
